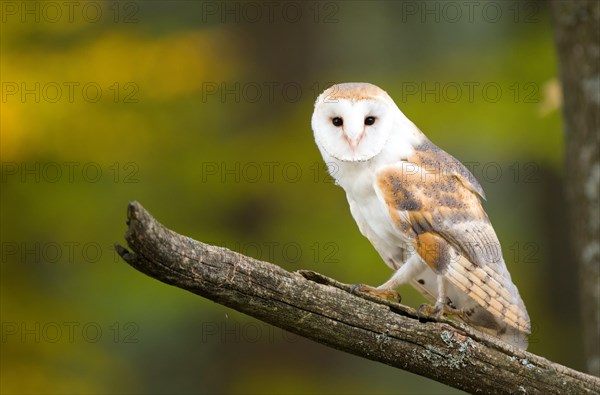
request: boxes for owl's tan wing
[375,140,530,333]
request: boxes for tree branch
[116,201,600,394]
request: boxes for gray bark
[551,0,600,377]
[116,201,600,394]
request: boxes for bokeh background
[1,1,579,394]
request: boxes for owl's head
[311,83,399,162]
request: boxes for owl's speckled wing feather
[375,139,530,334]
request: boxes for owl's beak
[344,130,365,149]
[349,138,361,149]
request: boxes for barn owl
[311,82,531,349]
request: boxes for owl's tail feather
[446,255,531,334]
[476,320,529,350]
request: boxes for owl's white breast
[323,125,422,270]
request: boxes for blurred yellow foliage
[2,28,239,159]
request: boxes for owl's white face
[312,83,396,162]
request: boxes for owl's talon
[417,303,436,320]
[352,284,401,302]
[418,299,464,321]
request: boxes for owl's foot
[352,284,401,303]
[418,298,464,320]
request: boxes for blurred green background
[1,1,579,394]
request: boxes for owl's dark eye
[332,117,343,127]
[364,116,376,126]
